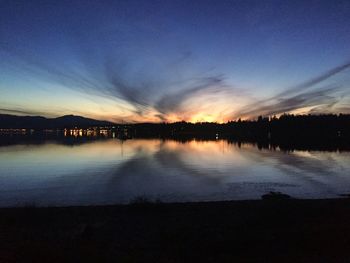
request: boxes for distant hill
[0,114,114,129]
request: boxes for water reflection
[0,138,350,207]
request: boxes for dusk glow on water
[1,138,350,207]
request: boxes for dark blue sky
[1,0,350,122]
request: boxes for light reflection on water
[0,139,350,207]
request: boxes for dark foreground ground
[1,198,350,262]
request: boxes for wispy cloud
[1,37,350,122]
[155,76,224,114]
[0,107,50,117]
[232,61,350,119]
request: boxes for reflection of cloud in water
[1,139,350,206]
[104,146,226,202]
[103,140,350,201]
[235,147,349,196]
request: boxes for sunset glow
[1,1,350,122]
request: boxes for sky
[1,0,350,123]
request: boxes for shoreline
[0,195,348,208]
[1,198,350,262]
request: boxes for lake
[1,138,350,207]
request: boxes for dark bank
[1,113,350,151]
[1,197,350,263]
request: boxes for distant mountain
[0,114,114,129]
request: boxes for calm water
[1,138,350,207]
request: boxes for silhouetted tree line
[131,114,349,137]
[130,114,350,151]
[1,113,350,151]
